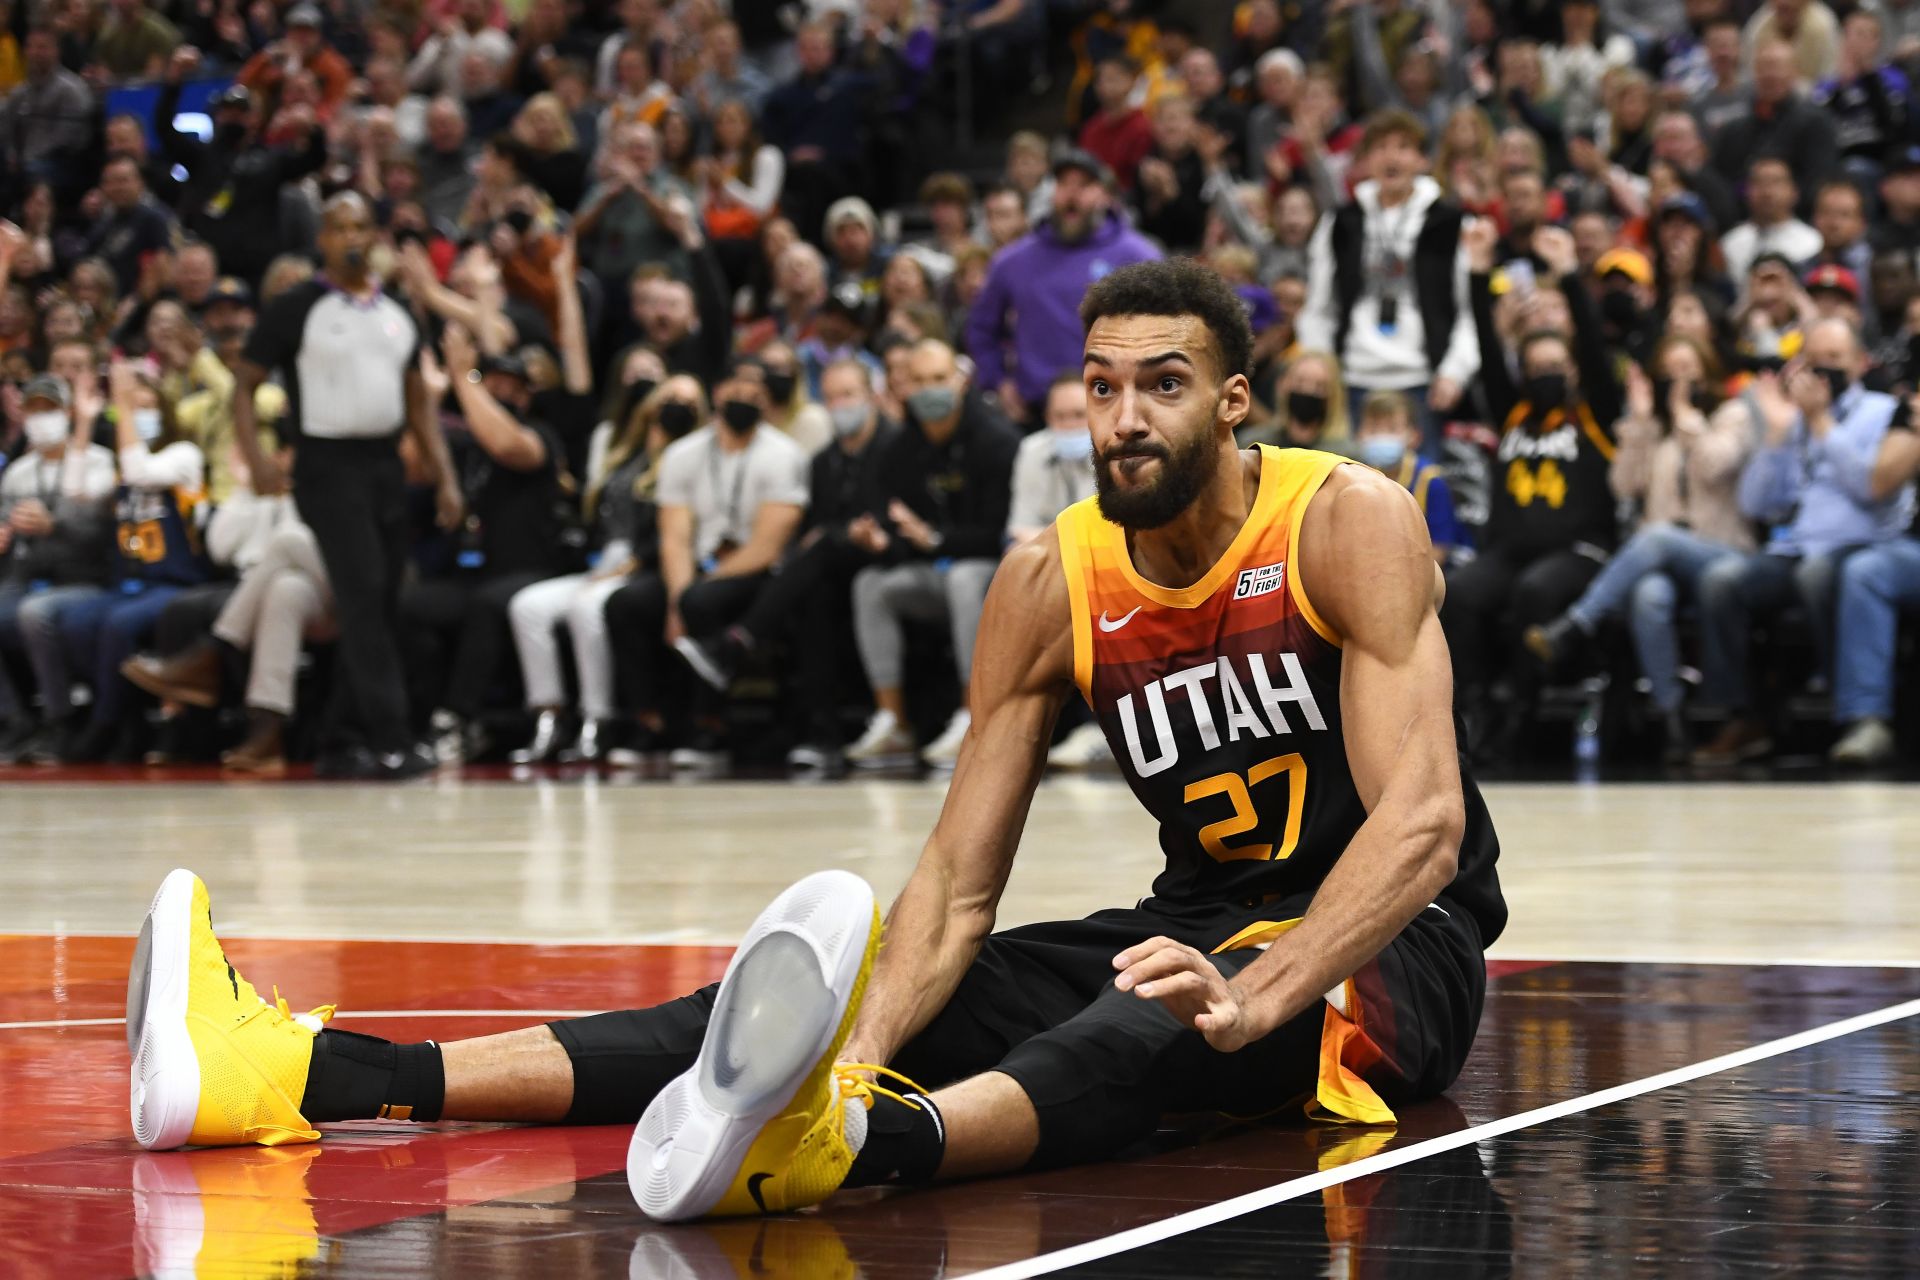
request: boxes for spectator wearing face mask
[675,359,900,769]
[841,339,1018,769]
[605,360,808,768]
[966,150,1161,426]
[407,325,572,764]
[1693,318,1916,764]
[1237,348,1349,451]
[0,373,117,763]
[1526,336,1757,764]
[52,361,207,763]
[756,339,831,454]
[1354,389,1460,565]
[1449,220,1622,756]
[506,376,702,765]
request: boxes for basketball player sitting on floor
[126,259,1507,1220]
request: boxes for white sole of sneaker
[627,869,876,1222]
[128,867,202,1151]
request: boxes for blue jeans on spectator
[1564,523,1742,712]
[56,582,184,731]
[1833,537,1920,723]
[1695,547,1856,713]
[1347,383,1444,459]
[0,581,107,721]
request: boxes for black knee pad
[547,983,718,1125]
[994,1001,1174,1171]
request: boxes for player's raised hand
[1112,937,1262,1052]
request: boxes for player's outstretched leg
[628,869,908,1221]
[128,868,335,1150]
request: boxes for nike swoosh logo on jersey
[1098,606,1143,632]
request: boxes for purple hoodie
[965,210,1162,409]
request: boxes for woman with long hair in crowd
[702,98,784,298]
[506,376,706,764]
[57,361,207,762]
[1525,334,1759,762]
[509,93,588,211]
[754,340,831,453]
[1434,104,1499,213]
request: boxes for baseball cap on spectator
[1658,192,1713,234]
[823,280,871,325]
[21,373,70,409]
[1595,248,1654,287]
[285,4,323,27]
[1051,147,1114,189]
[823,197,878,243]
[1749,250,1799,276]
[478,351,529,383]
[206,277,253,309]
[1803,263,1861,302]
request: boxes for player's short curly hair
[1078,258,1254,382]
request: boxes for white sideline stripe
[964,996,1920,1280]
[1490,950,1920,969]
[0,1009,601,1032]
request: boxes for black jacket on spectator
[1,486,114,586]
[808,419,899,535]
[83,197,175,292]
[1470,270,1620,560]
[452,420,573,578]
[873,393,1019,563]
[1135,147,1208,252]
[155,81,325,285]
[760,67,877,170]
[1708,96,1837,211]
[629,242,732,391]
[1330,197,1464,377]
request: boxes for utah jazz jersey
[1055,446,1371,908]
[117,482,208,587]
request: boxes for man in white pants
[122,521,335,774]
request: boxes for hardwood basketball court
[2,771,1916,1276]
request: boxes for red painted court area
[2,936,1916,1279]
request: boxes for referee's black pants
[294,440,412,755]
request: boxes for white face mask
[24,410,69,450]
[133,408,164,443]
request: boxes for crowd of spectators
[0,0,1917,778]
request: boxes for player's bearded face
[1094,407,1221,530]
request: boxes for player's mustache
[1102,441,1168,464]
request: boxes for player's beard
[1094,426,1221,531]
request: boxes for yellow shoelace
[268,987,337,1031]
[829,1062,931,1138]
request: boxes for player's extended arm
[839,533,1074,1068]
[1115,467,1465,1050]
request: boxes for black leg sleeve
[545,984,720,1125]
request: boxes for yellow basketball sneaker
[128,868,335,1150]
[628,869,892,1221]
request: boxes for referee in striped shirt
[232,192,462,778]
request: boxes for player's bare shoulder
[1296,460,1440,638]
[976,526,1077,694]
